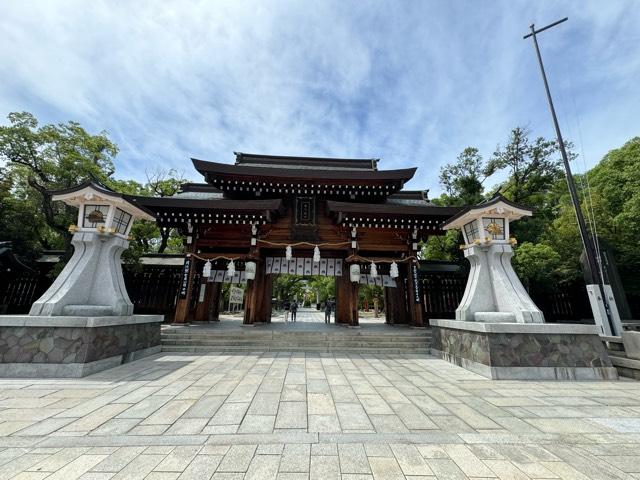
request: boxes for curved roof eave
[128,195,285,214]
[326,200,464,218]
[191,158,417,183]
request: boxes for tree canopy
[0,112,186,266]
[425,128,640,298]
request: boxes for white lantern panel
[83,205,110,228]
[113,208,133,234]
[482,217,505,240]
[463,220,479,242]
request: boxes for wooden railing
[0,274,49,314]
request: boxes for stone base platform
[0,314,163,377]
[430,319,618,380]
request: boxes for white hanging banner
[359,274,396,288]
[207,270,247,284]
[319,258,328,276]
[270,257,278,274]
[327,258,335,276]
[265,257,344,277]
[229,286,244,304]
[382,275,397,288]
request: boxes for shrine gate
[131,153,462,326]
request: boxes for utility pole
[523,18,620,335]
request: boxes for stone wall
[432,327,612,369]
[0,322,160,365]
[430,319,617,380]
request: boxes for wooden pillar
[350,281,359,327]
[335,268,350,325]
[385,281,408,325]
[406,260,425,327]
[336,267,359,326]
[174,253,195,323]
[260,274,273,323]
[244,259,269,324]
[193,276,210,322]
[243,270,257,325]
[207,282,222,321]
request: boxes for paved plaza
[1,351,640,480]
[263,307,387,325]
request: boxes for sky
[1,1,639,196]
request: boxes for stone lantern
[429,196,616,380]
[0,182,163,378]
[30,182,155,317]
[442,195,543,323]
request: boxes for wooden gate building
[131,153,463,326]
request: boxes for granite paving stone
[176,454,222,479]
[217,444,257,472]
[279,444,310,473]
[0,349,639,479]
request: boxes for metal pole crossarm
[523,17,568,39]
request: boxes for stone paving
[1,351,640,479]
[268,307,387,324]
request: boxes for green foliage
[0,112,186,267]
[272,274,307,303]
[0,112,118,249]
[359,284,383,311]
[533,138,640,294]
[486,127,563,203]
[431,128,640,298]
[439,147,487,206]
[0,169,46,262]
[421,230,463,263]
[512,242,561,290]
[308,276,335,303]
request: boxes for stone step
[609,354,640,380]
[160,333,431,340]
[161,325,432,354]
[161,345,431,354]
[160,336,430,343]
[161,340,431,348]
[160,334,430,342]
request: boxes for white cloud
[0,0,638,195]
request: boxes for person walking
[290,301,298,322]
[324,299,333,324]
[283,300,290,322]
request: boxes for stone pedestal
[458,244,544,323]
[30,232,133,317]
[431,319,617,380]
[622,331,640,360]
[0,315,163,377]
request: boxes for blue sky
[1,1,638,196]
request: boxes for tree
[512,242,561,291]
[486,127,563,203]
[0,112,187,267]
[421,230,463,263]
[272,274,307,304]
[0,112,118,249]
[548,138,640,293]
[359,284,383,314]
[439,147,487,206]
[308,276,335,304]
[145,168,186,253]
[0,169,46,262]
